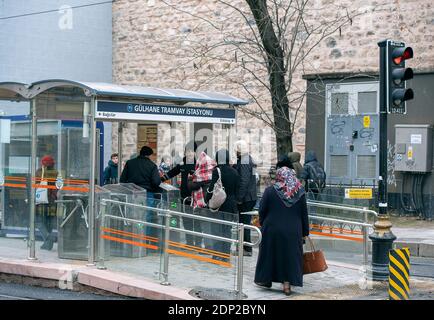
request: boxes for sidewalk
[0,237,433,300]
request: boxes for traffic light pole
[368,40,397,281]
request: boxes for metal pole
[161,211,171,285]
[97,200,107,270]
[369,40,396,281]
[28,99,37,260]
[236,223,245,300]
[363,210,369,269]
[87,98,97,266]
[118,122,123,181]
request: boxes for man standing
[103,153,119,185]
[120,146,162,244]
[235,142,257,257]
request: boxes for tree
[159,0,370,157]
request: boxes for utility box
[394,124,433,172]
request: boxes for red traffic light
[392,47,413,65]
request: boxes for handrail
[240,200,376,271]
[306,200,378,217]
[101,198,262,247]
[98,198,262,298]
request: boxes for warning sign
[363,116,371,128]
[407,146,413,160]
[345,188,373,199]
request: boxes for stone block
[419,243,434,258]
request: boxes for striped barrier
[389,247,410,300]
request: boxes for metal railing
[242,199,378,269]
[97,198,262,300]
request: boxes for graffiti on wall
[387,140,397,187]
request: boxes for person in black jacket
[161,141,202,247]
[206,149,240,262]
[120,146,162,245]
[103,153,118,185]
[234,144,257,256]
[300,150,326,199]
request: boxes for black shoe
[243,250,252,257]
[41,240,53,251]
[254,281,272,289]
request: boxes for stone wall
[112,0,434,170]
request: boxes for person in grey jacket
[234,146,258,256]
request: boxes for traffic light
[386,40,414,114]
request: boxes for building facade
[112,0,434,216]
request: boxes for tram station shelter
[0,79,247,263]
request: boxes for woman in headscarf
[188,151,216,251]
[205,149,240,262]
[254,167,310,295]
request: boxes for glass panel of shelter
[34,90,93,260]
[0,101,32,259]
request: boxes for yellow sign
[363,116,371,128]
[344,188,373,199]
[407,146,413,160]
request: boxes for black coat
[164,157,196,199]
[120,156,162,193]
[103,160,118,185]
[254,187,309,286]
[235,154,257,203]
[205,165,240,214]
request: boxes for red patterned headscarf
[273,167,305,207]
[192,152,216,208]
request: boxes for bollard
[236,223,245,300]
[388,247,410,300]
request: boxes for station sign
[344,188,373,199]
[95,101,236,124]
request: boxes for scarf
[273,166,305,208]
[192,152,216,208]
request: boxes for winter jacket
[103,160,118,185]
[235,154,257,203]
[300,150,326,190]
[163,156,196,199]
[120,155,162,193]
[288,152,303,179]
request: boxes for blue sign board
[96,101,236,124]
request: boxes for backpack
[207,167,227,212]
[306,162,326,190]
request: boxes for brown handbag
[303,236,328,274]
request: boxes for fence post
[363,209,369,269]
[236,223,245,300]
[97,200,107,270]
[161,210,171,286]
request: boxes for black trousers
[238,200,256,253]
[182,199,204,247]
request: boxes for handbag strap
[307,236,316,252]
[216,167,222,185]
[41,167,45,180]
